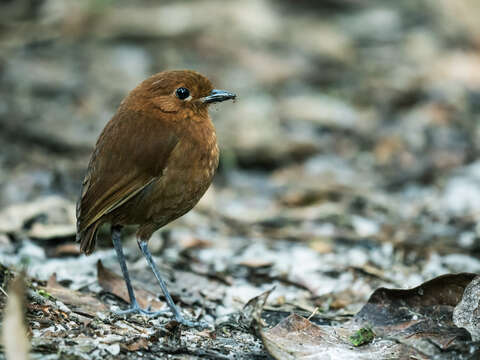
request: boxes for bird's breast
[141,120,219,224]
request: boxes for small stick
[307,307,319,321]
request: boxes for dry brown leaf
[261,274,480,359]
[217,287,274,333]
[27,223,76,241]
[1,275,30,360]
[244,287,275,328]
[314,288,359,310]
[261,313,406,360]
[97,260,164,311]
[179,237,212,250]
[46,243,81,257]
[238,259,274,268]
[355,273,480,356]
[44,273,107,317]
[0,196,75,235]
[120,337,149,352]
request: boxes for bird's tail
[77,222,100,255]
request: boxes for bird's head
[140,70,236,115]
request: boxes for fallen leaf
[244,287,275,328]
[43,273,107,317]
[260,274,480,359]
[0,196,75,235]
[28,223,76,241]
[261,313,406,360]
[354,273,480,357]
[179,237,212,250]
[314,288,359,310]
[262,314,327,359]
[1,275,30,360]
[216,287,274,333]
[238,259,274,268]
[121,337,149,352]
[45,243,81,257]
[97,260,164,311]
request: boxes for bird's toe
[114,304,167,318]
[174,315,210,329]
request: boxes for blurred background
[0,0,479,205]
[2,0,480,289]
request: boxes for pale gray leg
[111,225,165,316]
[138,239,208,328]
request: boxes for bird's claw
[114,304,167,318]
[174,315,209,329]
[114,303,209,329]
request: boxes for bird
[76,70,236,328]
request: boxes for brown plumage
[76,70,235,327]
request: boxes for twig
[307,307,319,321]
[0,285,8,298]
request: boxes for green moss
[349,327,375,347]
[37,289,55,301]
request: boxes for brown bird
[76,70,235,327]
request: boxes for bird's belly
[111,161,216,230]
[146,167,214,223]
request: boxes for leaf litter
[2,187,480,359]
[258,274,480,359]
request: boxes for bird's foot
[114,303,167,318]
[173,314,209,329]
[114,303,209,328]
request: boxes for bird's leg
[111,225,165,317]
[138,239,208,329]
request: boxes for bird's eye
[175,87,190,100]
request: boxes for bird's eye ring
[175,87,190,100]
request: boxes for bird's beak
[202,89,236,104]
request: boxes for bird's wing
[76,108,179,234]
